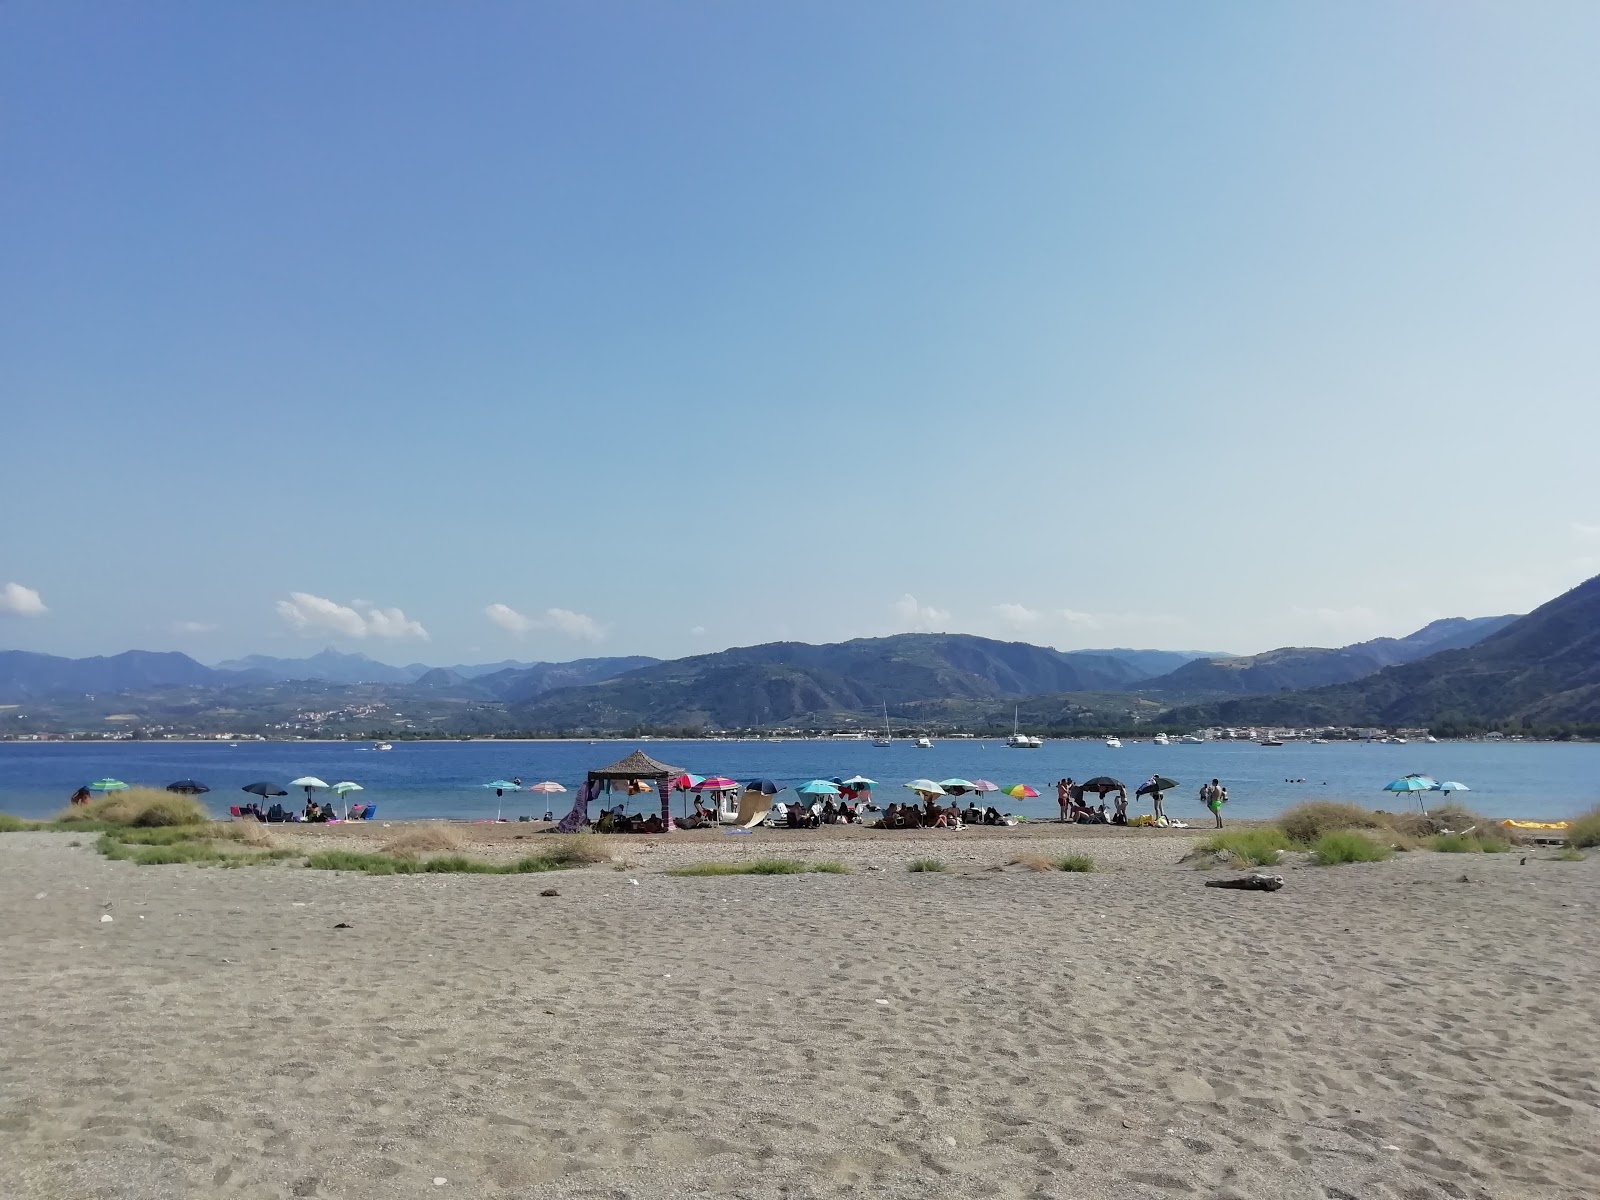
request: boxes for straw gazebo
[555,749,684,831]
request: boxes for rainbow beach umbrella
[692,776,739,791]
[1002,784,1039,800]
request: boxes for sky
[3,2,1598,667]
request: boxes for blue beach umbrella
[482,779,522,821]
[743,779,783,795]
[796,780,840,795]
[1383,775,1435,813]
[1435,781,1471,793]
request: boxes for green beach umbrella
[87,778,129,793]
[331,781,363,820]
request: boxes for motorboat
[374,742,394,752]
[1259,738,1284,747]
[1153,733,1170,746]
[1104,736,1122,749]
[1179,734,1203,744]
[915,737,933,749]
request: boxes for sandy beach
[2,827,1597,1200]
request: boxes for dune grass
[0,813,41,832]
[1567,806,1600,850]
[1200,827,1301,867]
[540,834,615,866]
[667,859,826,877]
[96,833,298,867]
[380,825,466,858]
[305,848,582,875]
[1055,854,1096,873]
[809,860,851,874]
[1553,848,1587,862]
[1312,830,1393,865]
[56,789,211,828]
[908,858,945,873]
[1277,802,1385,844]
[1429,832,1510,854]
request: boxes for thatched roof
[588,749,683,780]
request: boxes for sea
[1,738,1596,823]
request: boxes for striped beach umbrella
[1002,784,1039,800]
[88,778,129,793]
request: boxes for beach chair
[360,804,376,821]
[228,805,243,820]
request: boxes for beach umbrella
[165,780,210,795]
[241,782,287,800]
[331,781,363,820]
[1002,784,1039,799]
[1435,781,1471,793]
[671,773,705,791]
[87,778,129,793]
[482,779,521,821]
[692,776,740,792]
[743,778,784,795]
[938,778,978,795]
[1135,776,1180,797]
[1383,775,1434,814]
[1078,776,1126,796]
[903,779,946,797]
[970,779,999,795]
[526,781,567,794]
[796,779,840,795]
[838,775,876,789]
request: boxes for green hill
[511,634,1144,730]
[1161,575,1600,729]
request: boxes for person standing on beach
[1203,778,1226,828]
[1055,778,1072,823]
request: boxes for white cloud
[485,603,534,635]
[171,620,218,635]
[689,625,707,637]
[993,603,1045,630]
[485,602,606,643]
[545,608,605,642]
[276,592,429,640]
[0,582,47,617]
[1057,609,1101,628]
[892,594,950,632]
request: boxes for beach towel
[556,780,598,834]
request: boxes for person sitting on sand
[69,786,92,806]
[693,796,714,824]
[637,813,664,834]
[983,806,1003,826]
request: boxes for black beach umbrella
[242,782,288,799]
[744,779,783,796]
[1135,776,1180,797]
[166,780,211,795]
[1079,776,1127,796]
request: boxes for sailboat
[872,702,892,747]
[1005,706,1042,749]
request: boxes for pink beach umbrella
[970,779,1000,795]
[691,776,739,791]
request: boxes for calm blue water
[1,739,1596,822]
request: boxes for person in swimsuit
[1205,778,1226,828]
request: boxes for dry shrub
[216,821,275,848]
[57,788,211,827]
[1569,807,1600,849]
[1277,802,1384,843]
[542,834,613,866]
[1009,854,1056,873]
[1383,803,1516,844]
[381,825,467,858]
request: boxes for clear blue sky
[3,2,1597,666]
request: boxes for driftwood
[1204,873,1284,892]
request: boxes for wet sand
[2,830,1597,1199]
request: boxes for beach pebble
[34,892,46,900]
[433,1177,447,1186]
[628,879,639,886]
[100,914,113,923]
[875,999,890,1006]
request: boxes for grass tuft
[908,858,945,873]
[1567,806,1600,850]
[1553,848,1587,862]
[1312,830,1393,865]
[1429,833,1509,854]
[1277,802,1384,843]
[809,860,851,874]
[668,859,815,877]
[1055,854,1096,873]
[308,848,589,875]
[541,834,614,866]
[306,850,413,874]
[1201,828,1299,867]
[0,813,41,832]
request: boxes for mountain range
[4,593,1576,733]
[1165,576,1600,729]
